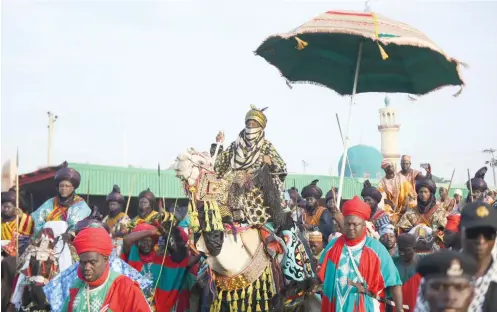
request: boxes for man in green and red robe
[122,223,199,312]
[393,234,422,311]
[318,196,403,312]
[62,227,150,311]
[121,223,159,281]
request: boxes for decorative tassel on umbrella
[255,9,466,205]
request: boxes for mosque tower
[378,96,400,171]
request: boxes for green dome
[338,145,383,178]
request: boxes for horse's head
[32,228,57,250]
[173,148,214,188]
[18,228,58,275]
[19,228,57,311]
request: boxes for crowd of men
[2,105,497,312]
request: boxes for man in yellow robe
[126,189,175,232]
[398,155,423,189]
[378,159,416,224]
[1,188,33,241]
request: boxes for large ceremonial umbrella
[255,9,465,205]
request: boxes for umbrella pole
[336,42,363,208]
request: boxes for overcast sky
[2,0,497,186]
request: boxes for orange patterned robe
[1,213,34,240]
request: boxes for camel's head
[173,148,214,188]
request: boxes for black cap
[460,201,497,231]
[417,249,477,279]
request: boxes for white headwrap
[379,224,395,236]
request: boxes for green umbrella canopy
[255,10,465,96]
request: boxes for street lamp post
[302,160,308,173]
[47,112,58,166]
[483,148,497,187]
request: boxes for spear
[158,163,166,213]
[446,169,455,197]
[467,169,473,202]
[15,148,20,264]
[158,163,161,206]
[124,175,136,216]
[86,179,90,205]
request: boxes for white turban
[379,224,395,236]
[454,189,463,196]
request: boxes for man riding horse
[174,105,317,312]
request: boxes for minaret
[378,96,400,171]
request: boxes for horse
[11,227,59,312]
[173,148,319,312]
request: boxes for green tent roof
[67,162,468,199]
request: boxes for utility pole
[483,148,497,187]
[47,112,58,166]
[302,160,308,173]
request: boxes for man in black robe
[300,180,334,244]
[361,180,391,234]
[466,167,489,203]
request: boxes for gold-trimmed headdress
[245,104,268,129]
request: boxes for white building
[378,96,400,171]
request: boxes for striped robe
[1,213,34,240]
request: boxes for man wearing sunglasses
[459,201,497,311]
[414,201,497,312]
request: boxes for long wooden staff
[158,163,161,207]
[124,175,136,216]
[158,162,167,214]
[15,148,20,264]
[467,169,473,202]
[336,114,357,195]
[447,169,456,193]
[86,179,90,205]
[445,169,456,210]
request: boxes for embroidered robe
[31,196,91,235]
[127,211,171,232]
[43,254,153,312]
[397,204,448,232]
[62,270,150,312]
[103,212,130,235]
[318,236,401,312]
